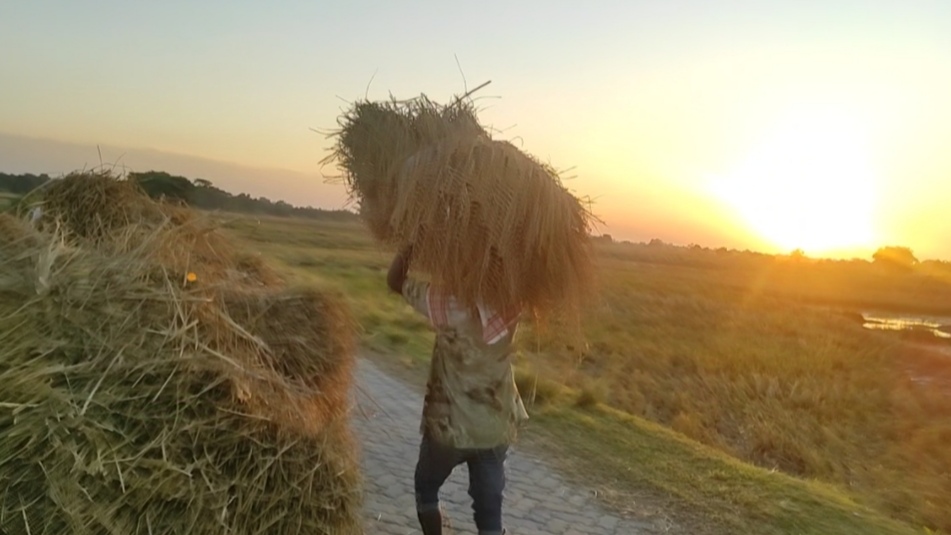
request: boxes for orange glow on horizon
[705,106,880,256]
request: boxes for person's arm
[388,245,434,322]
[386,245,413,294]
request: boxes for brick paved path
[351,358,650,534]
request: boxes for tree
[129,171,194,201]
[0,172,51,194]
[872,246,918,270]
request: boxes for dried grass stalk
[0,214,362,534]
[324,93,597,321]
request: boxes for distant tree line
[0,170,357,221]
[596,232,946,273]
[0,172,51,195]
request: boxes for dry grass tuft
[33,170,283,289]
[323,93,597,325]
[38,169,167,239]
[0,213,39,248]
[216,288,357,436]
[138,213,284,289]
[0,181,362,533]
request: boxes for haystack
[36,169,167,240]
[140,213,283,289]
[216,288,357,436]
[324,91,597,321]
[0,214,362,533]
[34,170,281,288]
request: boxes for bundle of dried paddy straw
[324,87,597,323]
[32,169,168,240]
[0,173,363,534]
[31,170,281,288]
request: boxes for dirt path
[351,358,657,534]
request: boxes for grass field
[0,193,19,210]
[211,212,950,535]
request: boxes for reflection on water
[863,312,951,339]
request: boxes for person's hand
[387,244,414,294]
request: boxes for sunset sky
[2,1,950,259]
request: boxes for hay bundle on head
[325,89,597,323]
[0,225,362,534]
[325,95,488,238]
[393,136,595,318]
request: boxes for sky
[2,1,950,260]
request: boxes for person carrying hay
[388,245,528,535]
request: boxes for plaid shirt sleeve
[400,278,432,321]
[482,310,519,345]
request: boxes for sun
[708,107,879,256]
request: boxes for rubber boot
[417,509,442,535]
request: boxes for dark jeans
[414,433,508,533]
